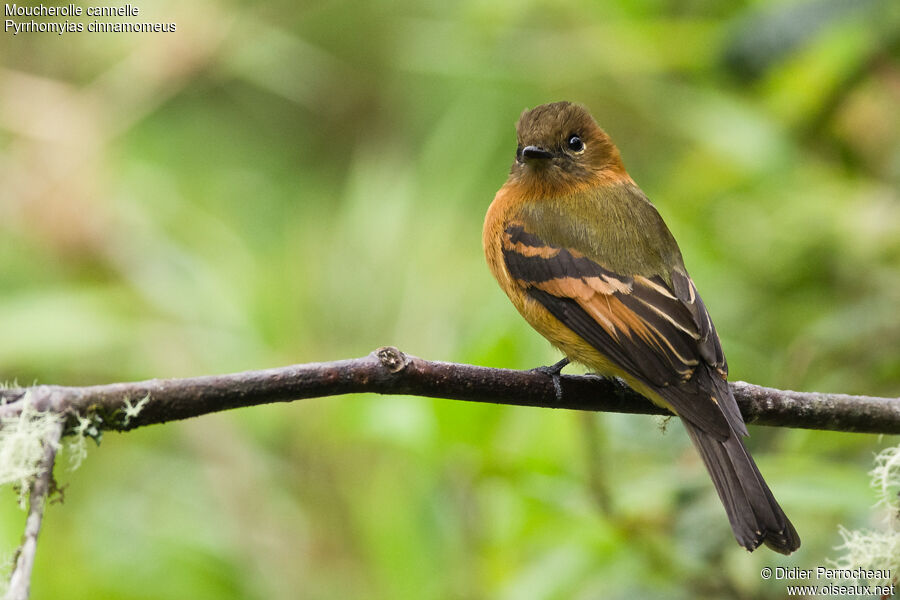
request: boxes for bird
[482,101,800,554]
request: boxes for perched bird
[483,101,799,554]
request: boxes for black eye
[567,135,584,152]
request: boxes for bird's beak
[522,145,553,160]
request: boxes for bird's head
[510,101,629,193]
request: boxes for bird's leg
[530,357,570,402]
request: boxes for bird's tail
[683,421,800,554]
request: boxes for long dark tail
[683,421,800,554]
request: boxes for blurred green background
[1,0,899,598]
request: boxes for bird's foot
[607,375,631,402]
[584,373,632,403]
[530,357,570,403]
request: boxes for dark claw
[530,357,570,402]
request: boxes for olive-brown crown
[511,102,626,187]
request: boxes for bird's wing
[502,222,745,439]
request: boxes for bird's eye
[567,135,584,153]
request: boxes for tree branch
[0,346,897,435]
[6,419,63,600]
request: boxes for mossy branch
[0,347,897,435]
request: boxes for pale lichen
[831,445,900,588]
[0,392,153,499]
[0,553,12,598]
[121,395,150,427]
[63,415,97,471]
[871,445,900,510]
[0,392,63,508]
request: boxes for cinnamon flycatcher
[483,101,799,554]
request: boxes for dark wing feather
[504,223,743,440]
[669,270,745,435]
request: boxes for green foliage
[0,0,898,598]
